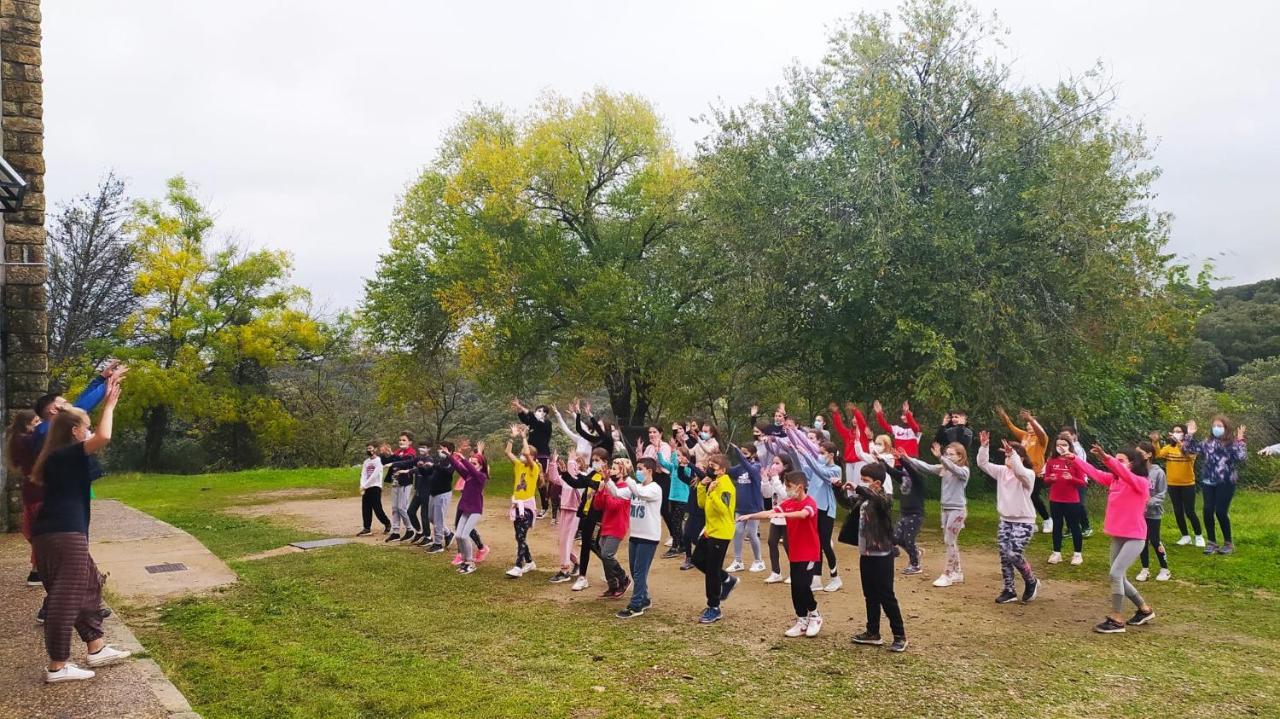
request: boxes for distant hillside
[1195,278,1280,388]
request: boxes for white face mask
[534,410,546,422]
[1172,432,1184,441]
[699,432,710,441]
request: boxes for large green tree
[697,0,1205,435]
[365,90,715,431]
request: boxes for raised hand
[1149,431,1161,444]
[510,399,522,413]
[750,404,759,417]
[1237,425,1247,441]
[583,401,593,416]
[828,401,840,416]
[476,440,486,455]
[978,430,990,447]
[1018,409,1033,423]
[872,399,883,414]
[930,442,941,458]
[902,400,911,414]
[509,424,522,437]
[1089,443,1105,459]
[1185,420,1197,436]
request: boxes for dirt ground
[230,494,1115,644]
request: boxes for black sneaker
[616,605,645,619]
[356,528,372,537]
[384,533,401,543]
[444,532,455,548]
[1021,578,1040,603]
[679,560,694,571]
[661,548,682,559]
[995,590,1018,604]
[537,510,548,520]
[26,570,40,586]
[612,577,632,599]
[382,525,392,534]
[35,606,46,624]
[413,536,429,546]
[889,636,909,652]
[548,571,573,584]
[98,605,113,620]
[425,544,444,554]
[401,531,417,543]
[1126,608,1156,626]
[1093,617,1126,634]
[719,575,739,602]
[852,632,883,645]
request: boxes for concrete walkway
[89,500,236,607]
[0,534,199,719]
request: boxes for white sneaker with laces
[1135,568,1150,582]
[1048,552,1062,564]
[824,576,843,592]
[46,663,95,683]
[784,617,809,637]
[665,538,673,547]
[725,561,745,573]
[87,645,132,668]
[749,560,766,573]
[523,562,536,573]
[764,572,784,584]
[1194,536,1205,548]
[784,576,791,585]
[1156,568,1171,581]
[571,576,589,591]
[1071,553,1083,565]
[1042,519,1053,534]
[1175,535,1192,546]
[810,575,823,591]
[506,566,525,578]
[932,574,953,588]
[805,612,823,637]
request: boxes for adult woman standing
[1183,417,1247,555]
[30,375,131,683]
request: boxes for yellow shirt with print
[512,461,541,501]
[1155,442,1196,487]
[697,473,736,540]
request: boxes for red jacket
[1043,457,1087,503]
[830,408,871,463]
[875,410,923,457]
[594,482,632,539]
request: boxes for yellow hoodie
[697,473,736,540]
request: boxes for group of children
[357,399,1257,646]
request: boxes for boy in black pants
[848,463,908,652]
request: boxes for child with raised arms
[612,457,664,618]
[977,432,1041,604]
[905,441,970,587]
[503,425,541,578]
[737,470,824,637]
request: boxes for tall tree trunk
[605,365,653,448]
[142,405,170,471]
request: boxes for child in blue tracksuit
[727,443,765,573]
[677,448,705,571]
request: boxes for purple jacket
[450,454,488,515]
[1182,436,1247,486]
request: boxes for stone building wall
[0,0,46,531]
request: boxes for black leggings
[817,511,838,577]
[361,487,391,530]
[768,524,787,574]
[1139,517,1168,569]
[1201,482,1235,544]
[1168,485,1202,537]
[789,560,817,616]
[664,500,687,551]
[407,493,426,535]
[683,514,705,561]
[577,516,601,577]
[696,537,731,608]
[1050,500,1084,553]
[859,554,905,638]
[1031,478,1050,521]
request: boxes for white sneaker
[764,572,784,584]
[1071,553,1083,565]
[749,560,766,573]
[784,617,809,637]
[805,612,824,637]
[523,562,536,573]
[571,576,589,591]
[1042,519,1053,534]
[1156,568,1171,581]
[1175,535,1192,546]
[949,572,964,584]
[1048,552,1062,564]
[1194,536,1205,548]
[46,663,95,683]
[784,576,791,585]
[1135,568,1150,582]
[725,561,745,573]
[824,576,843,592]
[810,575,823,591]
[86,645,132,668]
[665,538,673,547]
[932,574,953,588]
[506,565,525,578]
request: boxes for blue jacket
[728,444,763,514]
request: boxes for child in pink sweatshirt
[1071,445,1156,634]
[546,449,582,584]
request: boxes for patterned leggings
[941,508,966,577]
[894,513,923,566]
[33,532,105,663]
[512,507,534,567]
[996,520,1036,593]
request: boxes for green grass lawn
[95,468,1280,718]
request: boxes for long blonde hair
[31,407,89,485]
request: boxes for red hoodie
[1043,457,1087,503]
[830,408,871,463]
[875,409,923,457]
[593,481,632,539]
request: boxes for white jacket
[763,475,788,526]
[613,478,664,542]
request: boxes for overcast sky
[43,1,1280,312]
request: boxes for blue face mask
[1211,426,1225,439]
[699,431,710,441]
[636,469,646,482]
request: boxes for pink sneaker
[451,553,463,566]
[476,546,491,563]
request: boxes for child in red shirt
[591,458,634,599]
[738,470,823,638]
[1043,433,1088,566]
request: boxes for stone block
[7,368,47,391]
[4,150,43,174]
[5,283,45,307]
[3,1,43,22]
[4,243,42,262]
[0,43,38,65]
[8,388,46,409]
[1,113,40,133]
[3,308,43,334]
[4,262,47,283]
[2,78,40,102]
[4,222,43,243]
[6,352,49,373]
[4,130,41,153]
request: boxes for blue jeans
[628,539,658,608]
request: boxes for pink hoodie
[1072,455,1149,540]
[547,456,582,512]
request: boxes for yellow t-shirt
[512,461,541,501]
[698,473,737,540]
[1156,443,1196,487]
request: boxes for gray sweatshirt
[908,455,970,511]
[1145,464,1167,520]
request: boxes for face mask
[813,420,824,429]
[1211,426,1225,438]
[787,487,802,500]
[534,410,546,421]
[773,418,783,426]
[699,432,710,441]
[636,469,646,482]
[593,461,605,472]
[1171,432,1184,441]
[612,431,622,440]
